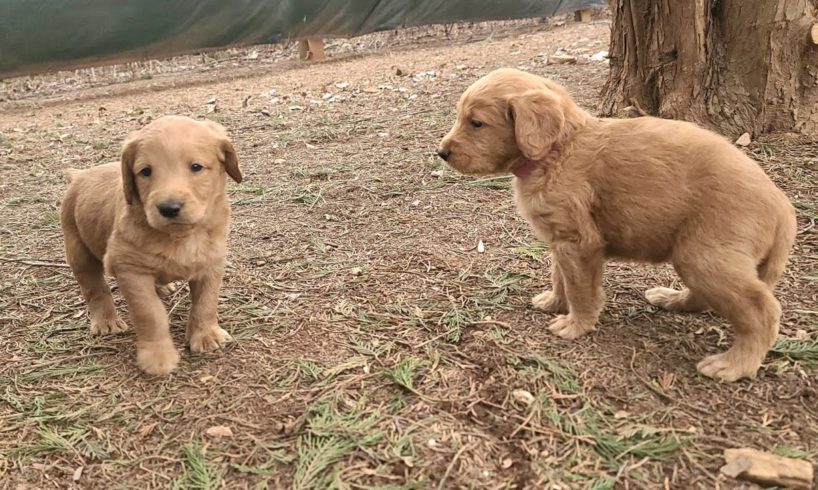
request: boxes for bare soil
[1,14,816,490]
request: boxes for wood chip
[735,132,751,146]
[722,448,814,490]
[548,55,577,65]
[205,425,234,438]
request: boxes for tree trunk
[601,0,818,137]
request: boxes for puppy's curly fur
[61,116,242,375]
[439,68,797,382]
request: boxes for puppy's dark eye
[470,119,483,128]
[190,163,204,173]
[138,167,152,177]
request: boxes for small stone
[260,109,271,116]
[273,158,285,164]
[501,458,514,469]
[477,240,486,253]
[72,466,83,481]
[350,267,363,276]
[430,170,443,178]
[795,329,809,340]
[512,389,535,406]
[735,132,751,146]
[205,425,233,438]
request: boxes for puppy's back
[61,162,124,261]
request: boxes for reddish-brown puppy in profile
[61,116,242,375]
[438,68,796,382]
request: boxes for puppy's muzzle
[437,148,451,161]
[157,201,184,219]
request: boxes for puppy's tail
[758,204,797,288]
[63,168,80,184]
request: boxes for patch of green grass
[348,334,392,358]
[307,236,327,254]
[440,304,475,342]
[383,357,429,391]
[488,327,510,344]
[793,200,818,219]
[514,242,549,261]
[1,195,51,206]
[470,176,512,190]
[172,442,224,490]
[232,186,273,205]
[483,270,528,306]
[19,363,104,382]
[33,210,60,230]
[512,355,581,394]
[296,360,324,382]
[771,445,810,459]
[771,338,818,366]
[293,184,323,205]
[293,400,382,490]
[8,425,88,457]
[588,419,681,464]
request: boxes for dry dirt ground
[1,15,817,490]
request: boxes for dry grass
[1,13,816,489]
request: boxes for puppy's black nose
[157,201,183,219]
[437,148,451,161]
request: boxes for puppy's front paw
[532,290,568,313]
[548,315,595,340]
[136,339,180,376]
[189,326,231,353]
[90,314,128,335]
[697,349,761,382]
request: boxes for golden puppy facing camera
[60,116,243,375]
[438,68,797,382]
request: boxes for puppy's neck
[511,147,561,179]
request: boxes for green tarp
[0,0,604,78]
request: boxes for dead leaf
[137,422,157,438]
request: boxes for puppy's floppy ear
[204,120,242,183]
[120,135,141,205]
[508,89,565,161]
[219,139,242,183]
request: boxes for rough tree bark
[601,0,818,137]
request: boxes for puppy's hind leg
[645,286,708,313]
[676,251,780,382]
[64,235,127,334]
